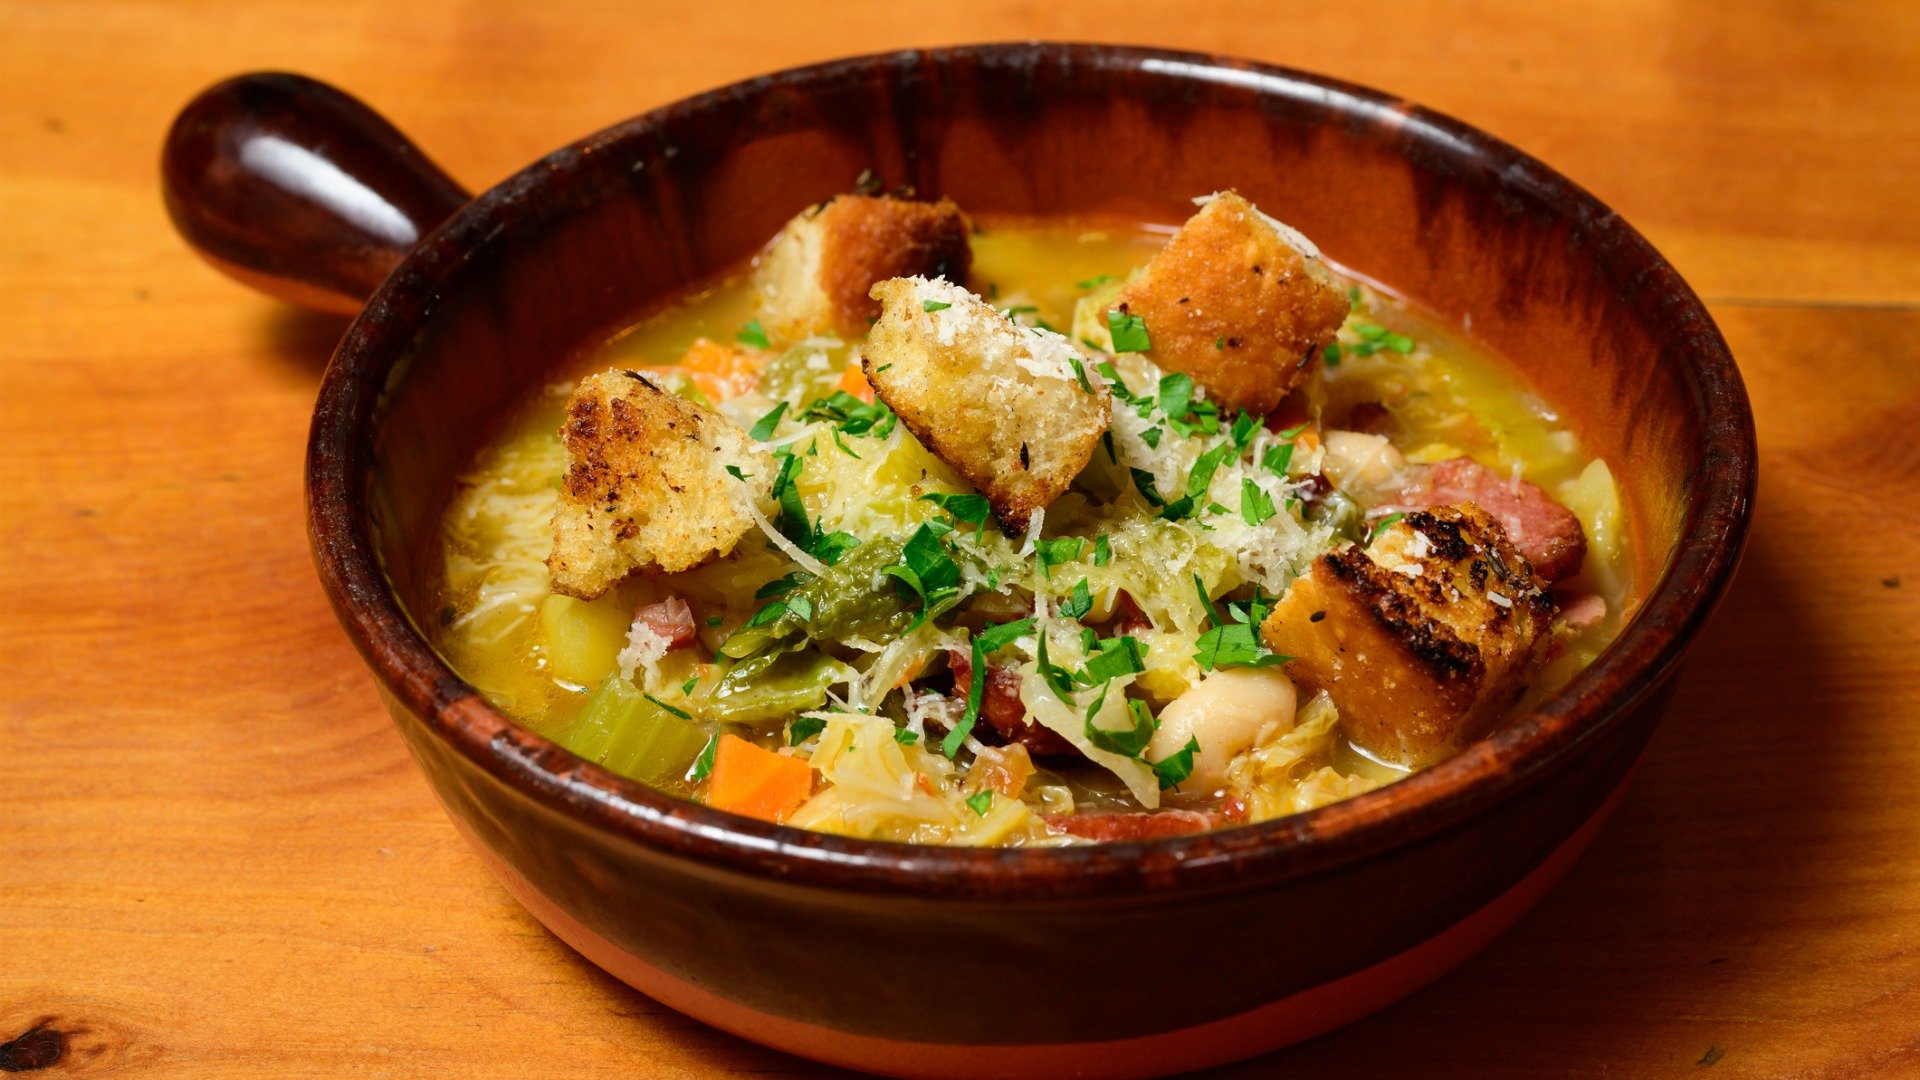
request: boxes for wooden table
[5,2,1917,1075]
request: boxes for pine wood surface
[3,2,1917,1076]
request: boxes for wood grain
[2,2,1916,1076]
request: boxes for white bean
[1149,668,1298,796]
[1321,429,1406,491]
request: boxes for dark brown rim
[307,43,1756,901]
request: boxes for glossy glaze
[170,45,1753,1076]
[161,72,470,314]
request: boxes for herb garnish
[1369,512,1406,542]
[885,522,964,628]
[1107,309,1152,353]
[1151,735,1201,790]
[1060,578,1093,620]
[788,716,827,745]
[1035,536,1085,577]
[689,733,719,782]
[923,300,952,312]
[644,693,692,720]
[965,790,995,817]
[944,618,1035,757]
[1241,478,1278,526]
[735,319,770,349]
[748,400,788,441]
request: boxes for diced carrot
[670,337,764,401]
[705,734,814,823]
[835,362,875,403]
[969,744,1033,798]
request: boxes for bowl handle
[161,72,471,315]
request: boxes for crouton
[1116,191,1349,415]
[862,276,1111,533]
[547,370,773,599]
[1259,504,1552,767]
[753,194,973,346]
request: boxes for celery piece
[563,675,711,785]
[540,593,631,686]
[759,339,853,407]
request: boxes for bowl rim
[307,41,1756,900]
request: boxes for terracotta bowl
[162,45,1754,1079]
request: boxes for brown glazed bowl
[163,45,1753,1078]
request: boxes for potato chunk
[1116,191,1348,415]
[547,370,772,599]
[1259,504,1552,767]
[863,276,1111,533]
[752,194,973,346]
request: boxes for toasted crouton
[1116,191,1349,415]
[547,370,773,599]
[752,194,973,346]
[862,276,1111,533]
[1259,505,1552,767]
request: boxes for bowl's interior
[329,45,1748,883]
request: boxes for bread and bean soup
[432,187,1627,845]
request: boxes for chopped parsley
[725,465,753,482]
[923,300,952,312]
[1076,273,1117,291]
[1068,355,1094,393]
[1085,694,1156,757]
[1151,735,1201,790]
[812,530,859,566]
[788,715,827,745]
[965,790,995,817]
[894,727,919,746]
[1130,467,1166,508]
[943,618,1034,757]
[644,693,692,720]
[754,571,812,600]
[682,676,701,695]
[885,522,964,627]
[1192,586,1292,671]
[769,450,810,548]
[1185,442,1235,499]
[1263,442,1295,476]
[919,491,992,538]
[1241,478,1278,526]
[705,615,724,628]
[1060,578,1093,620]
[735,319,770,349]
[785,595,815,623]
[1096,361,1135,401]
[1107,308,1152,353]
[1157,373,1194,422]
[1035,536,1084,576]
[1231,410,1260,449]
[799,391,893,436]
[1083,635,1147,683]
[1093,535,1112,566]
[1140,426,1163,449]
[748,400,788,441]
[1350,322,1415,356]
[1323,342,1343,366]
[1369,512,1406,541]
[689,733,719,782]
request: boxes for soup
[430,191,1626,846]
